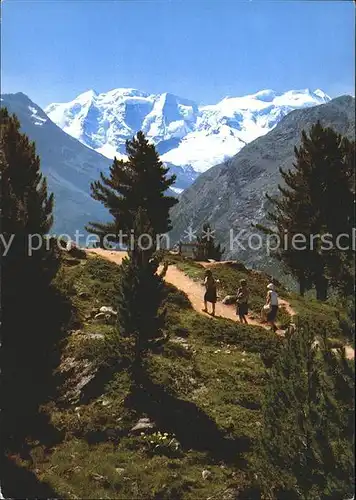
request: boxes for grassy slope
[13,253,349,499]
[166,255,346,337]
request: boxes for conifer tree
[260,122,355,300]
[260,322,354,499]
[116,209,167,385]
[195,223,225,261]
[0,108,65,446]
[86,131,178,244]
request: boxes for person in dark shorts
[203,269,217,316]
[236,279,249,324]
[265,283,279,332]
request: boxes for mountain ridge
[1,92,180,237]
[1,92,111,236]
[45,87,331,189]
[169,94,355,277]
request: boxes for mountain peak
[46,86,334,175]
[74,89,98,104]
[313,88,331,100]
[104,87,151,99]
[252,89,277,101]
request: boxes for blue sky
[2,0,354,108]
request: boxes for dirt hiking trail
[198,260,296,318]
[86,249,293,333]
[86,249,354,359]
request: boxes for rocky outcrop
[131,418,156,433]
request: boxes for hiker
[236,279,249,324]
[264,283,279,332]
[203,269,217,316]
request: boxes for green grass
[166,254,350,338]
[10,253,352,499]
[53,253,121,323]
[166,255,292,328]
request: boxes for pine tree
[260,122,355,300]
[0,108,66,446]
[86,131,178,245]
[116,209,167,386]
[260,321,354,499]
[194,223,225,261]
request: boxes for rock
[131,418,156,433]
[94,312,106,320]
[99,306,117,316]
[202,469,211,480]
[90,472,109,486]
[115,467,125,475]
[222,295,237,305]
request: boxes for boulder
[202,469,212,480]
[99,306,117,316]
[131,417,156,433]
[94,312,106,321]
[222,295,237,305]
[94,311,116,325]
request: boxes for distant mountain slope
[1,92,179,239]
[46,87,331,189]
[170,95,355,273]
[1,92,111,237]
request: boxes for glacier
[46,87,331,187]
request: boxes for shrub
[259,326,355,499]
[85,258,121,282]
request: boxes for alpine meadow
[0,1,355,499]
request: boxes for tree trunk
[132,339,143,388]
[315,276,328,301]
[299,278,306,297]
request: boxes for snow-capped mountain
[46,87,330,188]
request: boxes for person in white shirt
[265,283,279,332]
